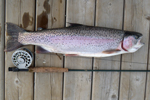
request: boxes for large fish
[5,23,144,57]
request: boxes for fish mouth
[129,40,144,52]
[137,36,144,47]
[134,43,144,49]
[135,40,144,48]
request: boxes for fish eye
[134,35,139,39]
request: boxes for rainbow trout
[5,23,144,57]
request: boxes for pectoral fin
[36,46,50,53]
[102,49,121,54]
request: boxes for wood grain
[0,0,4,99]
[34,0,65,100]
[5,0,35,100]
[92,0,123,100]
[64,0,95,100]
[120,0,150,100]
[64,57,92,100]
[66,0,95,26]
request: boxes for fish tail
[5,23,25,52]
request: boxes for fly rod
[8,67,150,72]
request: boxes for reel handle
[29,67,68,73]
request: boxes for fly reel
[12,48,33,69]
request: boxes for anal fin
[36,46,50,53]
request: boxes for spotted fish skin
[19,26,124,54]
[5,23,143,57]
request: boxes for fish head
[123,31,144,52]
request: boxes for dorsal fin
[68,23,84,27]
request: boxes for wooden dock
[0,0,150,100]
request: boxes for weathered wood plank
[5,0,35,100]
[0,0,5,99]
[66,0,95,26]
[64,57,92,100]
[92,0,123,100]
[35,54,64,100]
[145,6,150,100]
[63,0,95,100]
[34,0,65,100]
[146,29,150,100]
[119,0,150,100]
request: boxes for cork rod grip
[29,67,68,72]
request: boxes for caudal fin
[5,23,25,52]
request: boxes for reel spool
[12,48,33,69]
